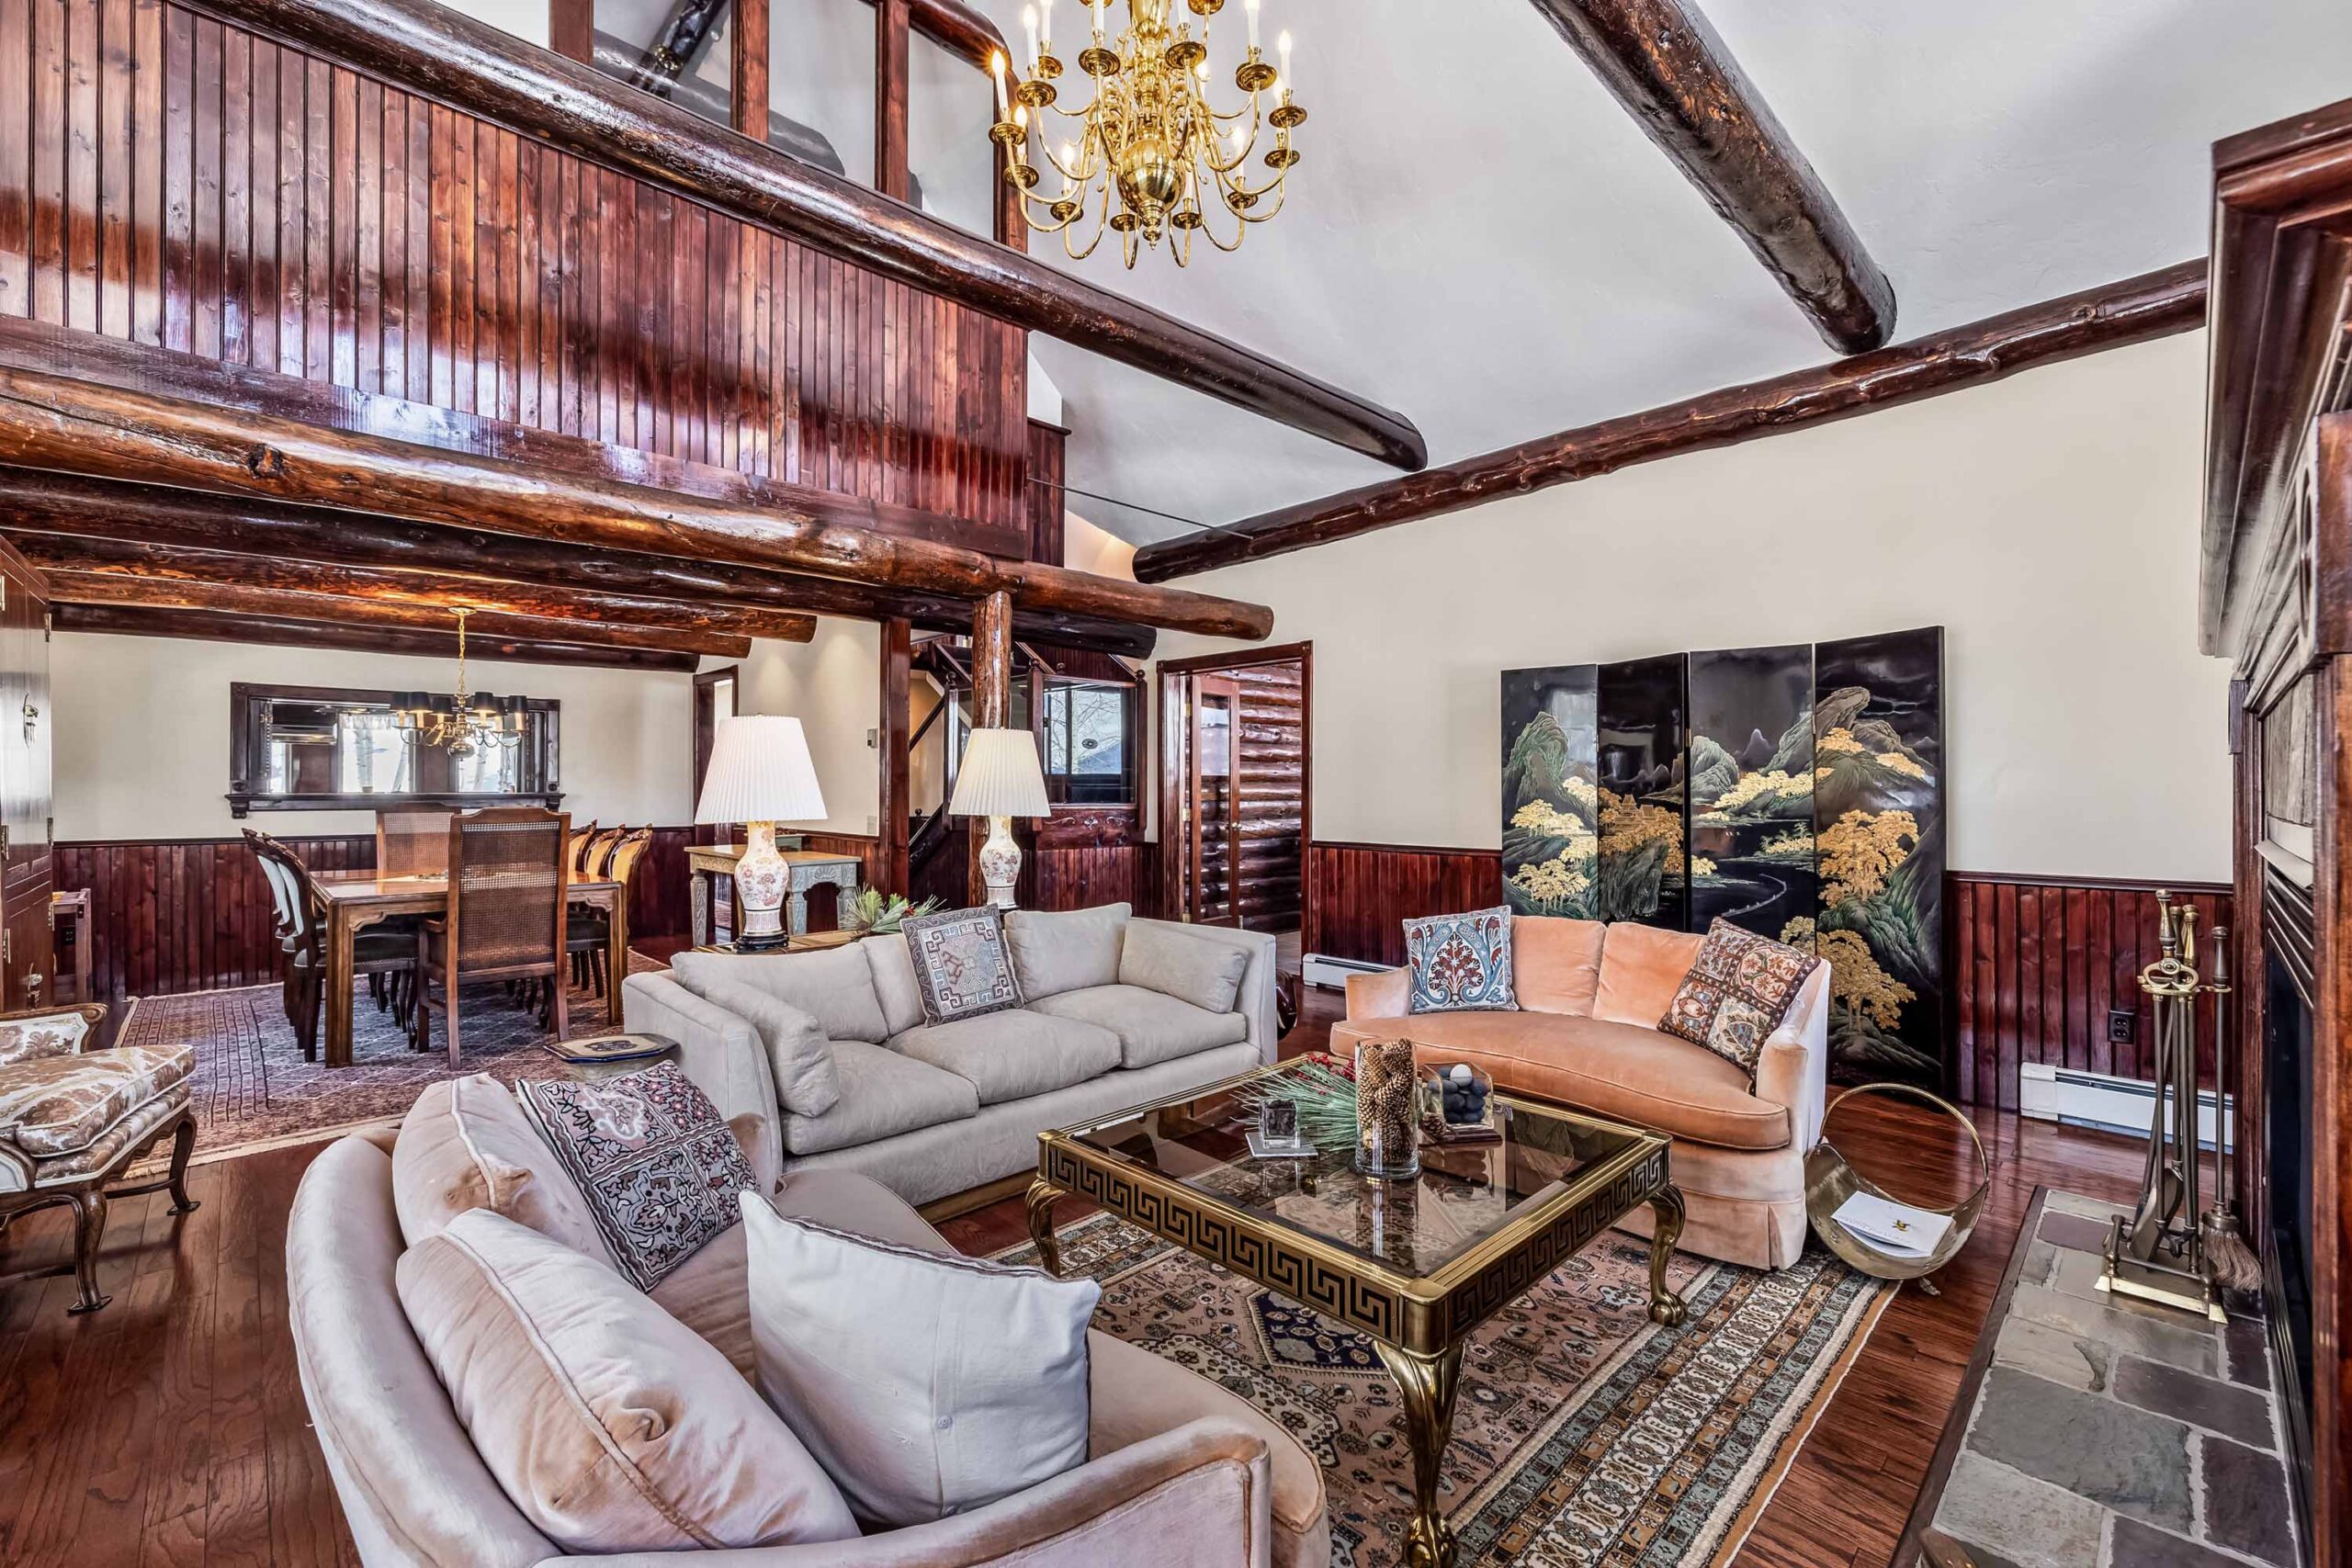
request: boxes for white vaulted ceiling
[969,0,2352,544]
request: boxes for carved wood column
[967,589,1012,904]
[878,616,912,896]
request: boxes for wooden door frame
[1155,640,1311,933]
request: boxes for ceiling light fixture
[390,608,527,757]
[991,0,1306,267]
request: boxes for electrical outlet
[865,814,877,834]
[2107,1009,2136,1045]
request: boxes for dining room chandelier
[390,609,527,757]
[990,0,1306,267]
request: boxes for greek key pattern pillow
[901,906,1025,1026]
[515,1063,758,1292]
[1404,907,1520,1013]
[1658,918,1821,1078]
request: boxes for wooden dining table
[303,868,628,1067]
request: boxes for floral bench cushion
[31,1087,191,1185]
[0,1044,197,1158]
[0,1012,93,1067]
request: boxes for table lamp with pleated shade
[695,715,827,950]
[949,728,1050,909]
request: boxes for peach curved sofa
[1336,917,1830,1270]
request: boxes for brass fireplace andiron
[2098,890,2227,1322]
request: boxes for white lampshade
[695,715,828,825]
[950,728,1050,818]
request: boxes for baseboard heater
[2018,1062,2231,1151]
[1301,953,1389,990]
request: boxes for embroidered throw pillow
[1404,907,1520,1013]
[1658,918,1822,1077]
[515,1063,759,1292]
[900,906,1025,1026]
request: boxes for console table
[686,844,863,946]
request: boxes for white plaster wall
[718,621,881,839]
[434,0,548,47]
[52,634,692,840]
[1153,331,2233,885]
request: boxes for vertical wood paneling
[1944,872,2234,1107]
[1305,842,1504,968]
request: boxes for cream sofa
[1338,918,1830,1270]
[622,904,1279,1208]
[288,1096,1331,1566]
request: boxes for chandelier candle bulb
[1023,6,1038,70]
[1039,0,1051,52]
[990,50,1009,118]
[1244,0,1258,51]
[1277,28,1292,96]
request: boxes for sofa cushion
[0,1042,191,1156]
[1120,921,1249,1014]
[391,1074,612,1263]
[1030,984,1247,1070]
[1513,916,1607,1016]
[780,1039,980,1156]
[862,932,926,1037]
[891,1010,1122,1106]
[672,944,890,1044]
[1658,918,1822,1078]
[741,1194,1099,1528]
[395,1209,858,1554]
[693,979,841,1118]
[514,1064,760,1292]
[1334,1010,1791,1151]
[1404,906,1519,1013]
[1004,902,1129,1000]
[902,906,1026,1025]
[1592,922,1708,1028]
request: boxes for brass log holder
[2098,890,2227,1323]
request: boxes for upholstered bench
[0,1002,199,1315]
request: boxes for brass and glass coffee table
[1027,1060,1685,1568]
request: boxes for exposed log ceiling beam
[0,471,1158,659]
[1526,0,1895,354]
[1134,260,2209,584]
[41,572,756,659]
[181,0,1427,470]
[0,534,817,643]
[51,602,702,672]
[0,365,1275,640]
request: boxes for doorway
[1157,643,1309,938]
[692,664,739,829]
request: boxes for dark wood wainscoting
[1301,846,2232,1109]
[1305,841,1502,968]
[0,0,1030,534]
[58,825,707,1006]
[1948,871,2234,1111]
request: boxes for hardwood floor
[0,988,2143,1568]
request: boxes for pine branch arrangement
[1237,1055,1362,1151]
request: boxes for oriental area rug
[113,953,665,1162]
[1000,1213,1893,1568]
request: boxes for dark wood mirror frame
[225,681,563,819]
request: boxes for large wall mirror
[227,682,562,818]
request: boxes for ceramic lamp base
[731,820,791,950]
[978,815,1023,909]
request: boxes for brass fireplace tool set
[2098,890,2260,1321]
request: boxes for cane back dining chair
[566,825,650,1006]
[243,829,415,1060]
[411,807,571,1066]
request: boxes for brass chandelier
[990,0,1307,266]
[390,609,527,757]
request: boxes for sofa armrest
[1342,966,1410,1021]
[1125,919,1281,1066]
[621,971,785,1193]
[557,1416,1275,1568]
[1753,961,1833,1152]
[0,1001,109,1067]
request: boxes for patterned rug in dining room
[998,1213,1894,1568]
[114,953,666,1161]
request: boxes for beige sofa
[1337,918,1830,1270]
[288,1108,1330,1566]
[623,905,1278,1208]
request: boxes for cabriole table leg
[1374,1339,1464,1567]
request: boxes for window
[592,0,738,129]
[1042,682,1136,805]
[771,0,876,182]
[907,26,996,235]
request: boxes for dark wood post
[548,0,592,62]
[876,0,910,199]
[878,616,912,896]
[732,0,768,141]
[967,589,1012,904]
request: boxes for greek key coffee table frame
[1026,1063,1685,1568]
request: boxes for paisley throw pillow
[1404,907,1520,1013]
[1658,918,1822,1078]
